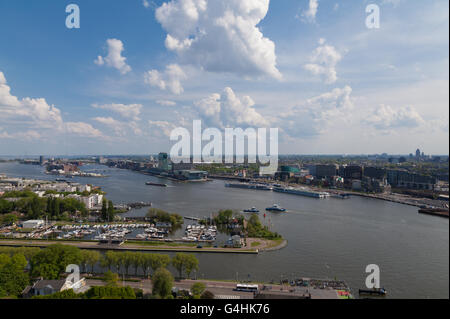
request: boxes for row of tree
[0,191,87,221]
[1,245,206,300]
[100,251,199,279]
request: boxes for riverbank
[0,238,287,254]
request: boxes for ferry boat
[266,204,286,212]
[243,207,260,213]
[273,187,330,199]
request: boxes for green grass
[251,242,261,247]
[265,238,285,249]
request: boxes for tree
[80,250,90,273]
[131,252,143,276]
[214,209,233,224]
[0,253,29,298]
[103,271,119,287]
[190,282,206,298]
[171,253,199,279]
[146,208,183,229]
[122,252,134,276]
[84,286,136,299]
[86,250,101,274]
[151,268,174,299]
[107,200,115,222]
[200,290,215,299]
[101,251,116,271]
[80,250,100,274]
[101,199,108,221]
[30,244,82,279]
[149,254,171,275]
[0,213,18,226]
[139,254,152,278]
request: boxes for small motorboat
[243,207,260,213]
[266,204,286,212]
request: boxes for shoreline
[0,238,287,254]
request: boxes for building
[387,170,437,190]
[76,184,91,193]
[364,167,386,179]
[158,152,170,171]
[22,220,45,229]
[305,165,316,177]
[172,162,194,171]
[173,170,208,181]
[343,165,363,180]
[352,180,362,190]
[315,165,338,179]
[280,166,300,174]
[22,278,88,298]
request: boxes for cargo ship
[418,208,449,218]
[145,182,168,187]
[273,187,330,199]
[225,183,273,191]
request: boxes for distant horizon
[1,153,448,158]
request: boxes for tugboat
[243,207,260,213]
[358,287,387,297]
[265,204,286,212]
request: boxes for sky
[0,0,448,156]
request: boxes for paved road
[85,278,254,298]
[84,278,340,299]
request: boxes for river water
[0,162,448,298]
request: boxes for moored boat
[358,288,387,296]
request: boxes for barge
[273,187,330,199]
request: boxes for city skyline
[0,0,448,156]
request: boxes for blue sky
[0,0,448,156]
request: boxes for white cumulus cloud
[304,38,342,84]
[156,100,177,106]
[365,105,425,130]
[280,85,354,138]
[92,103,142,121]
[66,122,104,138]
[301,0,319,23]
[144,64,187,95]
[194,87,269,128]
[155,0,281,80]
[0,71,105,140]
[95,39,132,75]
